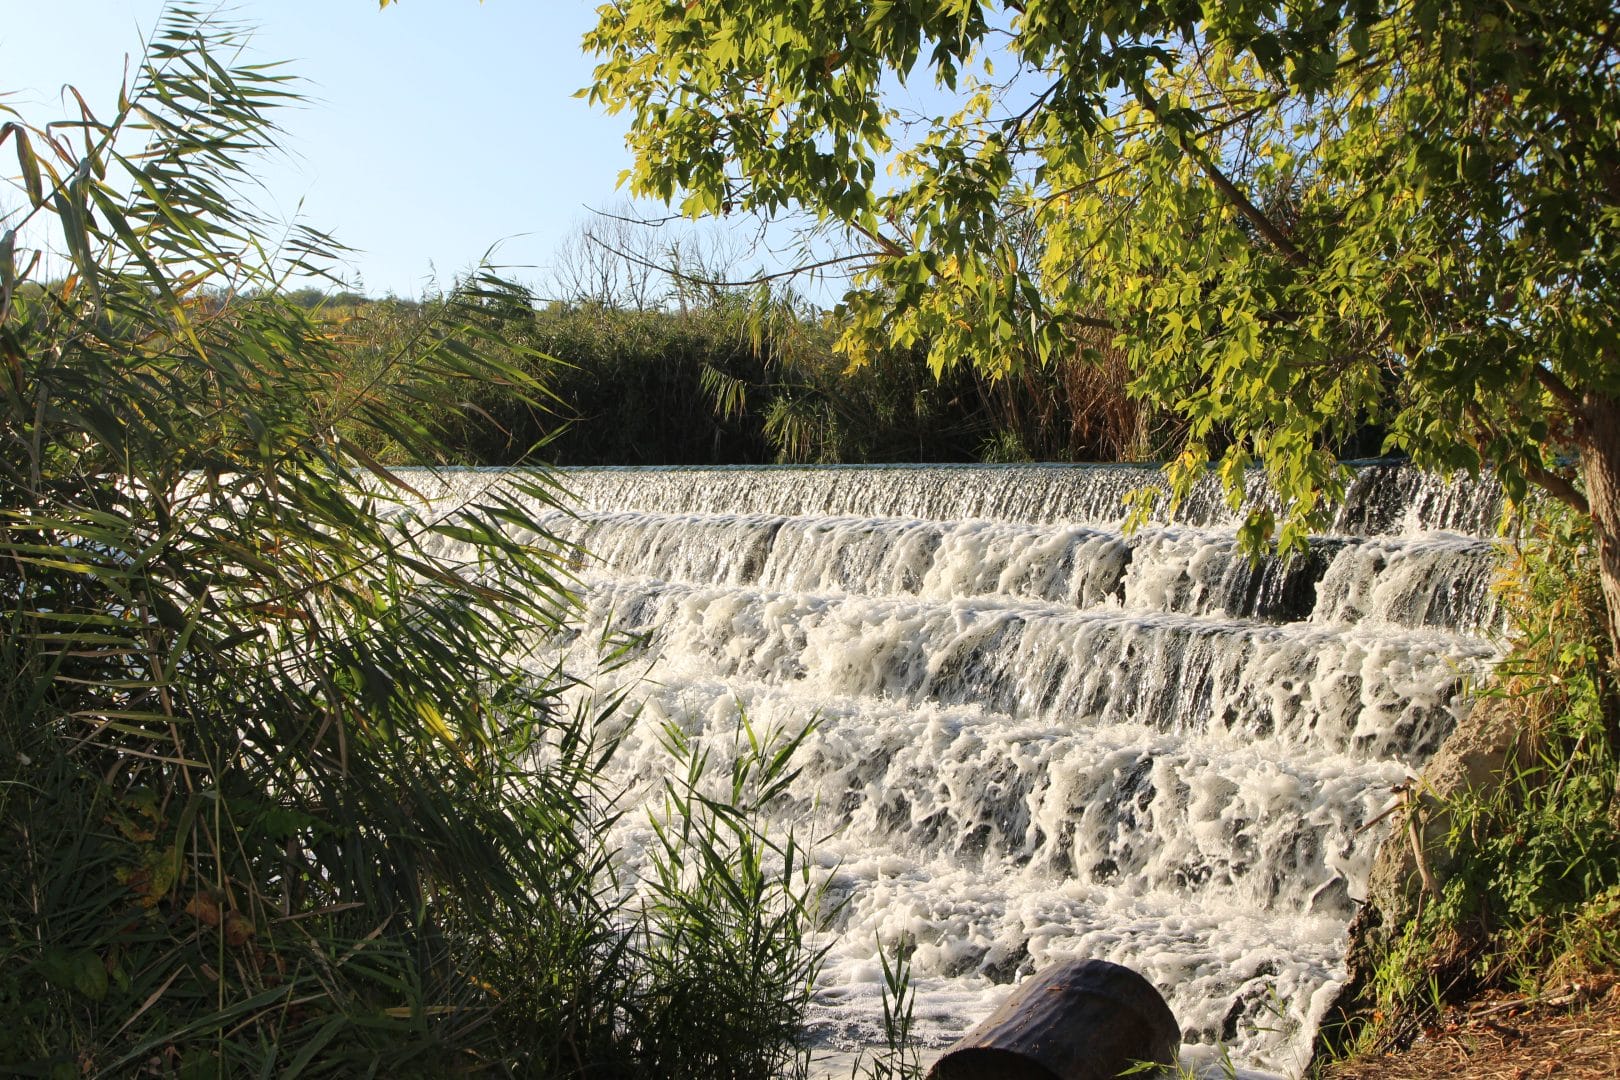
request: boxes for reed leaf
[1,6,827,1077]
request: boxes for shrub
[1349,502,1620,1055]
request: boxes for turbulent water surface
[413,463,1505,1078]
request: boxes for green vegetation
[8,1,1617,1075]
[1326,505,1620,1060]
[304,283,1160,468]
[582,0,1620,650]
[850,942,922,1080]
[578,0,1620,1070]
[1,9,823,1077]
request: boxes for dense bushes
[317,286,1164,469]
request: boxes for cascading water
[413,463,1505,1077]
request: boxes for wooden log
[926,959,1180,1080]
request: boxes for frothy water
[407,463,1504,1077]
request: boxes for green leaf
[36,947,109,1002]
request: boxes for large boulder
[1315,695,1535,1058]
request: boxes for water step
[567,578,1497,761]
[522,509,1503,633]
[585,674,1411,918]
[401,462,1508,1076]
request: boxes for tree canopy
[582,0,1620,648]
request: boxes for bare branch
[581,203,688,229]
[587,236,881,291]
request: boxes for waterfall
[411,463,1504,1077]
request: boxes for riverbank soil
[1320,979,1620,1078]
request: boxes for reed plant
[1,7,823,1077]
[314,280,1166,469]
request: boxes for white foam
[400,463,1504,1076]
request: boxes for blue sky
[3,1,643,298]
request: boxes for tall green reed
[0,7,825,1076]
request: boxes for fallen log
[926,959,1180,1080]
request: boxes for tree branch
[1137,90,1310,268]
[1466,400,1591,515]
[1523,457,1591,517]
[581,204,689,228]
[1534,364,1585,417]
[1178,135,1310,267]
[850,219,906,260]
[1062,311,1119,332]
[583,237,880,291]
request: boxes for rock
[1362,695,1534,926]
[1314,694,1535,1059]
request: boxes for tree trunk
[1579,391,1620,673]
[1576,393,1620,812]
